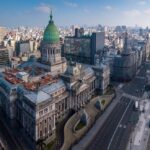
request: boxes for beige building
[0,27,7,43]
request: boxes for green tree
[101,99,106,106]
[36,138,46,150]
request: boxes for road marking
[107,99,132,150]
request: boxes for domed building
[43,15,59,43]
[0,11,110,150]
[41,11,67,74]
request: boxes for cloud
[143,9,150,14]
[35,3,51,13]
[123,8,150,18]
[138,0,146,5]
[64,1,78,8]
[124,9,141,17]
[105,6,112,11]
[83,8,90,13]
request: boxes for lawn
[75,121,85,131]
[46,140,55,150]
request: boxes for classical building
[61,61,96,111]
[93,62,110,94]
[40,12,67,74]
[112,33,138,81]
[0,12,110,150]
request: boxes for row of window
[52,87,65,97]
[23,114,34,137]
[39,105,53,117]
[39,116,54,127]
[39,126,53,139]
[23,102,34,117]
[47,48,61,55]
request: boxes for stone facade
[112,33,141,81]
[0,13,110,150]
[0,79,17,119]
[41,41,67,74]
[93,63,110,94]
[0,61,110,147]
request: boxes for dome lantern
[49,10,53,23]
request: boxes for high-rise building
[0,45,10,66]
[75,28,84,37]
[63,31,105,65]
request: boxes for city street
[122,77,145,98]
[1,1,150,150]
[126,93,150,150]
[73,62,150,150]
[87,97,134,150]
[0,119,19,150]
[122,63,150,98]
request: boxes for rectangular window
[44,108,48,113]
[39,110,43,116]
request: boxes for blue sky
[1,0,150,27]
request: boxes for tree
[36,138,46,150]
[101,99,106,106]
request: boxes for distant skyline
[1,0,150,27]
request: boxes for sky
[1,0,150,27]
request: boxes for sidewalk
[126,93,150,150]
[61,94,114,150]
[72,90,123,150]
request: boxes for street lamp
[130,138,132,150]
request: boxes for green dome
[43,12,59,43]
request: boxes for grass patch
[101,99,106,106]
[75,121,85,131]
[46,140,55,150]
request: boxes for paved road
[73,62,150,150]
[87,97,134,150]
[121,63,150,98]
[122,77,145,98]
[72,88,123,150]
[108,99,134,150]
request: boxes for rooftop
[3,67,58,91]
[25,90,51,104]
[24,79,66,104]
